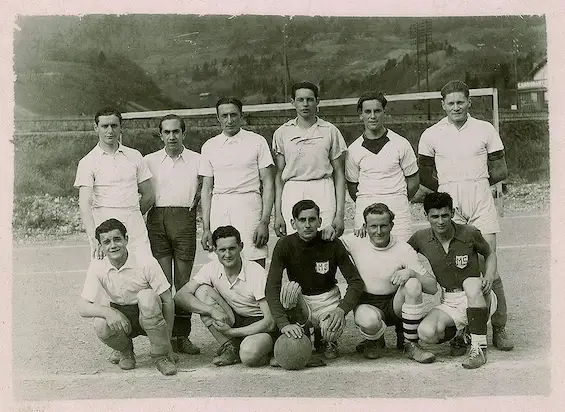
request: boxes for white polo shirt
[145,147,200,207]
[193,259,266,318]
[81,253,170,305]
[345,129,418,198]
[273,117,347,182]
[341,233,429,296]
[199,129,273,195]
[419,115,504,184]
[74,143,152,210]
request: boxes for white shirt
[419,115,504,184]
[199,129,273,195]
[74,143,152,210]
[345,129,418,198]
[145,147,200,207]
[341,233,429,295]
[193,259,267,317]
[273,117,347,182]
[81,253,170,305]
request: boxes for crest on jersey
[455,255,468,269]
[315,261,330,274]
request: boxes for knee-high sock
[99,328,132,352]
[402,302,425,343]
[141,312,170,357]
[490,277,508,328]
[467,307,488,348]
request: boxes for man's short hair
[292,199,320,219]
[363,203,395,224]
[292,81,319,99]
[216,97,243,114]
[212,225,242,247]
[357,91,388,111]
[95,218,127,242]
[95,107,123,125]
[159,114,186,133]
[423,192,454,214]
[440,80,470,99]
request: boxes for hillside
[14,15,547,116]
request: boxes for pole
[425,20,430,120]
[282,22,288,102]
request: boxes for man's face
[217,103,243,137]
[214,236,243,269]
[160,119,185,154]
[426,207,454,236]
[292,88,318,121]
[365,213,393,248]
[95,115,122,147]
[292,208,322,242]
[441,92,471,124]
[98,229,128,261]
[359,99,386,132]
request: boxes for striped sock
[402,302,425,343]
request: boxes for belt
[444,287,464,293]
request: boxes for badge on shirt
[315,261,330,274]
[455,255,468,269]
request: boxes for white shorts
[282,178,336,235]
[210,192,267,260]
[92,207,152,257]
[439,179,500,234]
[435,289,498,330]
[355,194,412,243]
[303,286,342,327]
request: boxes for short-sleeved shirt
[272,117,347,182]
[145,147,200,207]
[199,129,274,195]
[407,222,491,290]
[81,253,170,305]
[192,259,267,318]
[345,129,418,198]
[341,233,429,295]
[418,115,504,184]
[74,143,152,210]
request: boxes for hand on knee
[94,318,114,339]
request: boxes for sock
[467,307,488,348]
[359,320,387,341]
[402,302,425,343]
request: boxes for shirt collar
[218,260,247,283]
[369,234,396,250]
[439,114,473,128]
[219,129,244,146]
[427,222,467,243]
[95,142,124,156]
[159,147,186,162]
[104,251,136,273]
[287,116,329,128]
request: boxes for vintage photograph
[10,10,553,406]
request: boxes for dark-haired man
[265,199,364,360]
[418,80,513,351]
[345,92,419,242]
[145,114,201,355]
[341,203,437,363]
[273,81,347,242]
[77,218,178,375]
[408,192,498,369]
[174,225,277,367]
[199,97,274,268]
[74,107,154,260]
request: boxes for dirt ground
[10,212,552,404]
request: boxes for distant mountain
[14,15,546,116]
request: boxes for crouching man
[266,199,365,360]
[77,218,178,376]
[341,203,438,362]
[174,225,277,367]
[408,192,498,369]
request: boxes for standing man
[74,107,154,260]
[174,226,278,367]
[265,200,365,360]
[145,114,201,355]
[346,92,420,242]
[199,97,274,268]
[273,81,347,241]
[77,218,178,375]
[408,192,499,369]
[418,80,513,351]
[341,203,437,363]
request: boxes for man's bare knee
[195,284,217,304]
[137,289,161,315]
[417,320,437,343]
[354,305,382,334]
[94,317,112,339]
[402,278,423,297]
